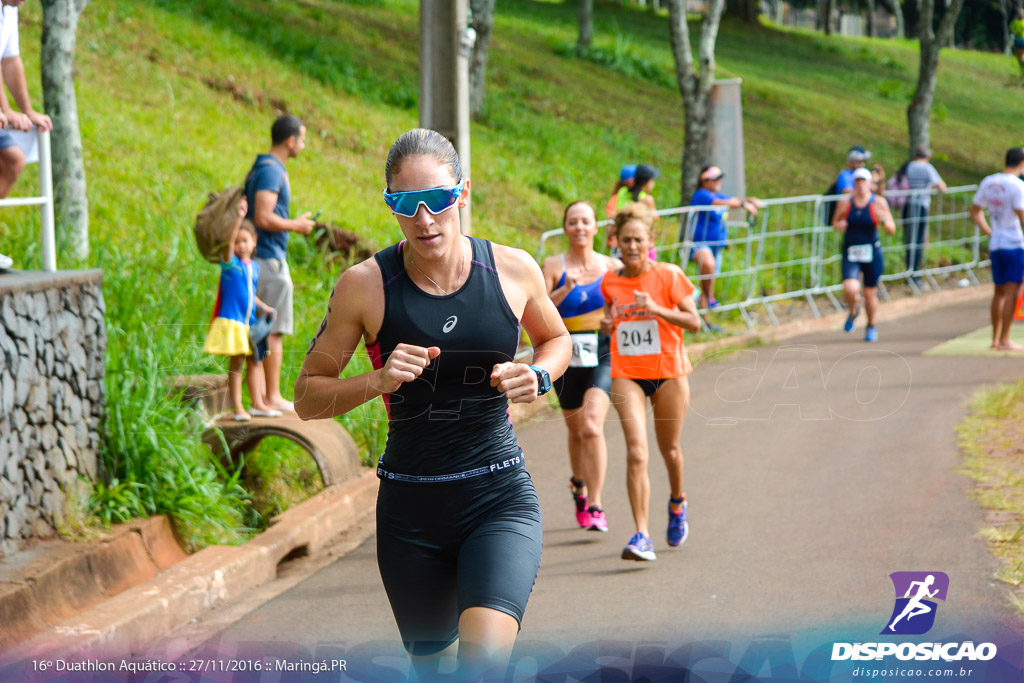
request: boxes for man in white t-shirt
[0,0,54,271]
[969,147,1024,351]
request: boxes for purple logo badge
[881,571,949,635]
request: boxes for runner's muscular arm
[642,295,700,332]
[294,260,439,419]
[833,197,851,232]
[542,254,576,306]
[875,196,897,235]
[632,268,701,333]
[294,261,383,419]
[492,246,572,402]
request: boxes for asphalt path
[181,298,1024,679]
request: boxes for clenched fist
[373,343,440,394]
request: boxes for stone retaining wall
[0,270,106,558]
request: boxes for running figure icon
[888,574,939,632]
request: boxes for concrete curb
[0,516,186,651]
[3,469,379,661]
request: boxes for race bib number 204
[617,320,660,356]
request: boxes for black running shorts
[375,467,543,656]
[553,334,612,410]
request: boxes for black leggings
[376,467,542,656]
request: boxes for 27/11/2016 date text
[33,659,348,674]
[189,659,348,673]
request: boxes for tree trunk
[999,0,1011,53]
[890,0,905,38]
[578,0,593,51]
[667,0,726,206]
[727,0,760,22]
[906,0,966,154]
[468,0,495,119]
[824,0,836,34]
[41,0,89,261]
[865,0,876,36]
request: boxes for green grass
[957,380,1024,616]
[3,0,1021,549]
[240,437,324,533]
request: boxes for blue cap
[619,164,637,182]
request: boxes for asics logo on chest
[443,315,458,333]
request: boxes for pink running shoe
[574,493,591,528]
[587,506,608,532]
[570,477,590,528]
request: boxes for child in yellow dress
[202,197,280,421]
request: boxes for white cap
[852,167,872,182]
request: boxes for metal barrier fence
[536,185,984,330]
[0,129,56,271]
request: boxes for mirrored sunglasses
[383,180,465,217]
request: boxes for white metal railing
[537,185,984,330]
[0,129,55,271]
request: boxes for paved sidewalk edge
[686,285,991,360]
[2,469,379,662]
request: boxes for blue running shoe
[703,320,724,334]
[844,311,857,332]
[865,325,878,343]
[621,532,656,561]
[667,501,689,547]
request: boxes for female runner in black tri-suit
[294,129,570,681]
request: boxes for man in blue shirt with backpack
[245,115,316,412]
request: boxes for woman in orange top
[600,202,701,562]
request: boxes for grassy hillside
[2,0,1020,545]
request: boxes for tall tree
[41,0,89,260]
[667,0,727,206]
[726,0,760,22]
[865,0,877,37]
[998,0,1022,52]
[578,0,594,52]
[877,0,905,38]
[906,0,966,154]
[820,0,836,34]
[468,0,495,119]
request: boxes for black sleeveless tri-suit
[367,236,543,656]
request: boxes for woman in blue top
[832,167,896,342]
[542,201,622,533]
[688,165,760,312]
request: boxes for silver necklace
[410,243,466,295]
